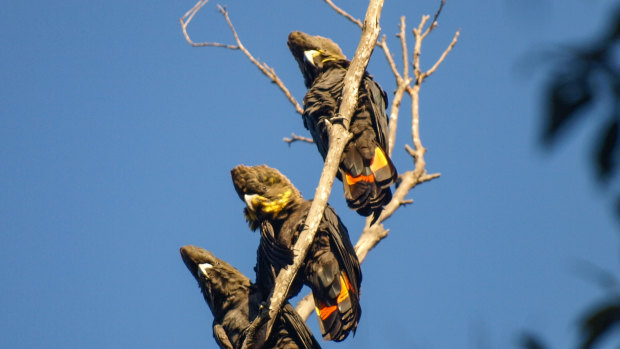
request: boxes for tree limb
[240,1,385,347]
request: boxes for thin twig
[179,0,239,49]
[399,17,409,81]
[412,15,429,80]
[216,5,304,115]
[283,133,314,145]
[387,17,410,156]
[324,0,363,28]
[423,30,460,79]
[431,0,447,31]
[387,79,410,156]
[179,1,304,115]
[378,36,402,82]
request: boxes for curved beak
[304,50,320,67]
[198,262,213,278]
[244,194,258,211]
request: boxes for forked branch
[180,0,238,49]
[180,0,303,115]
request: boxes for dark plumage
[231,165,362,342]
[288,31,398,219]
[180,245,321,349]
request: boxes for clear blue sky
[2,0,619,348]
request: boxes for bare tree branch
[180,0,239,49]
[430,0,447,32]
[387,79,410,156]
[423,30,460,79]
[399,17,410,81]
[240,1,385,347]
[283,133,314,145]
[387,16,411,156]
[180,0,304,115]
[378,35,403,81]
[324,0,363,28]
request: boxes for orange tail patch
[316,301,337,321]
[336,274,351,303]
[370,146,389,173]
[345,173,374,185]
[344,147,390,185]
[315,274,354,320]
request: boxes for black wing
[306,204,362,341]
[364,74,390,151]
[259,220,295,271]
[302,63,348,161]
[321,205,362,296]
[276,303,323,349]
[255,220,295,296]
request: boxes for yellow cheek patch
[259,189,292,214]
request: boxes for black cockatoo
[288,31,397,219]
[180,245,321,349]
[230,164,362,342]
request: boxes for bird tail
[342,146,397,218]
[279,303,323,349]
[313,271,361,342]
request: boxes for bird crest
[287,31,347,88]
[231,165,302,230]
[180,245,250,314]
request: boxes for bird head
[230,164,302,230]
[180,245,250,314]
[287,31,346,88]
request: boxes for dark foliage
[595,119,618,181]
[578,299,620,349]
[532,5,620,349]
[519,333,548,349]
[541,7,620,221]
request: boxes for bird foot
[330,114,346,125]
